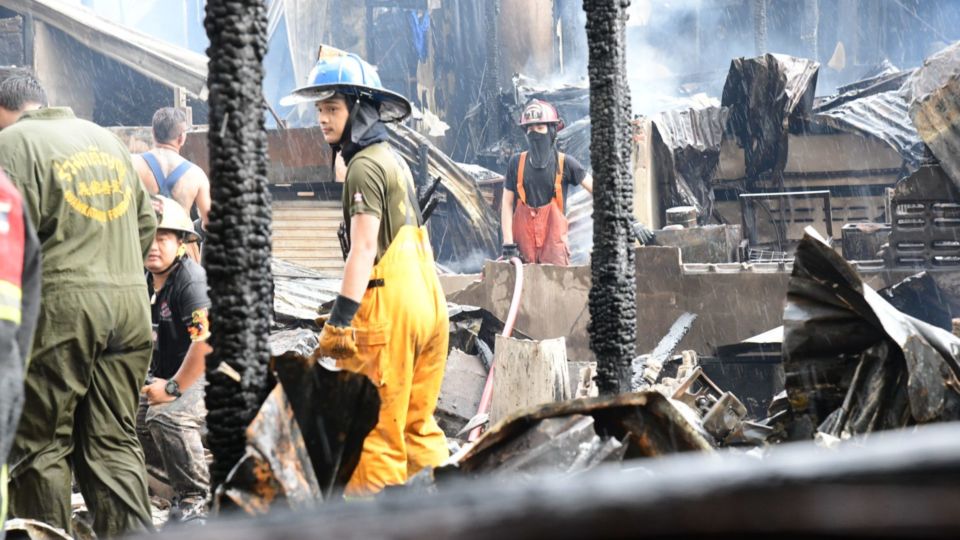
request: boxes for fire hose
[468,256,524,442]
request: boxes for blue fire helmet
[280,52,412,122]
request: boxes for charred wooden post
[483,0,502,146]
[203,0,273,488]
[584,0,635,395]
[753,0,767,55]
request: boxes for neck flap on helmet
[331,95,390,164]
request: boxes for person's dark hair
[0,74,47,111]
[152,107,188,144]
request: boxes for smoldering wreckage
[188,47,960,539]
[6,2,960,540]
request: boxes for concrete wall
[632,118,661,228]
[451,260,594,362]
[449,247,793,362]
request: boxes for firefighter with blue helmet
[283,48,449,496]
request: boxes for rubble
[879,272,960,332]
[446,391,713,479]
[630,313,698,391]
[436,349,487,436]
[4,518,72,540]
[883,165,960,269]
[814,88,927,172]
[721,54,819,181]
[216,332,380,514]
[150,421,960,540]
[650,104,726,221]
[271,260,339,330]
[783,228,960,440]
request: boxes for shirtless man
[133,107,211,229]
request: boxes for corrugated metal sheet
[272,258,340,328]
[903,41,960,190]
[911,73,960,190]
[388,124,499,272]
[814,90,927,171]
[651,105,726,222]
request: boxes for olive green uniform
[0,108,157,537]
[341,142,413,262]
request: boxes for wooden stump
[490,336,571,425]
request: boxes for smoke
[439,248,494,275]
[625,0,756,116]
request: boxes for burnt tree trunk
[203,0,273,488]
[584,0,635,395]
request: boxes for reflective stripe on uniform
[0,279,22,324]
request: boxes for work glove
[631,220,655,246]
[312,294,361,360]
[502,243,520,260]
[316,323,358,360]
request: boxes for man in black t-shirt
[137,196,211,523]
[501,100,593,265]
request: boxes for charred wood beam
[584,0,635,395]
[482,0,502,146]
[152,423,960,540]
[203,0,273,488]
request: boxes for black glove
[631,220,655,246]
[502,243,520,260]
[327,295,361,327]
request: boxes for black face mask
[525,129,556,169]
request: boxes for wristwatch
[164,379,182,399]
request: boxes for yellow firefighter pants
[339,225,449,495]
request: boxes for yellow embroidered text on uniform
[53,147,133,222]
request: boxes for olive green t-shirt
[342,142,418,262]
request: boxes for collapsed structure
[180,5,960,528]
[3,0,960,537]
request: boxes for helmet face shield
[278,88,337,107]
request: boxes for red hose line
[468,257,523,442]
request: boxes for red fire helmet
[519,99,564,131]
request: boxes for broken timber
[489,336,571,425]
